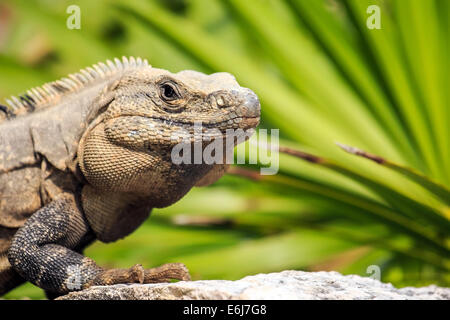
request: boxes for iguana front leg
[7,193,189,295]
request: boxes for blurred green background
[0,0,448,299]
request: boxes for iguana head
[79,67,260,206]
[102,68,260,146]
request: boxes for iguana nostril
[216,96,225,107]
[208,92,229,108]
[208,89,260,116]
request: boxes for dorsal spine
[0,56,149,121]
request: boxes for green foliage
[1,0,448,299]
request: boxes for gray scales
[0,57,260,298]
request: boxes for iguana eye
[160,82,180,101]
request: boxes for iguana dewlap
[0,57,260,298]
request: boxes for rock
[58,270,450,300]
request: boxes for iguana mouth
[143,115,258,148]
[147,115,260,131]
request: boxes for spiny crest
[0,56,149,121]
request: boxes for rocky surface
[58,270,450,300]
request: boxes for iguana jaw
[107,113,260,133]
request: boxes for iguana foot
[86,263,190,288]
[143,262,191,283]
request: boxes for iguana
[0,56,260,298]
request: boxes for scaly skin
[0,57,260,297]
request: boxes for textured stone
[58,270,450,300]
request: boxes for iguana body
[0,57,260,297]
